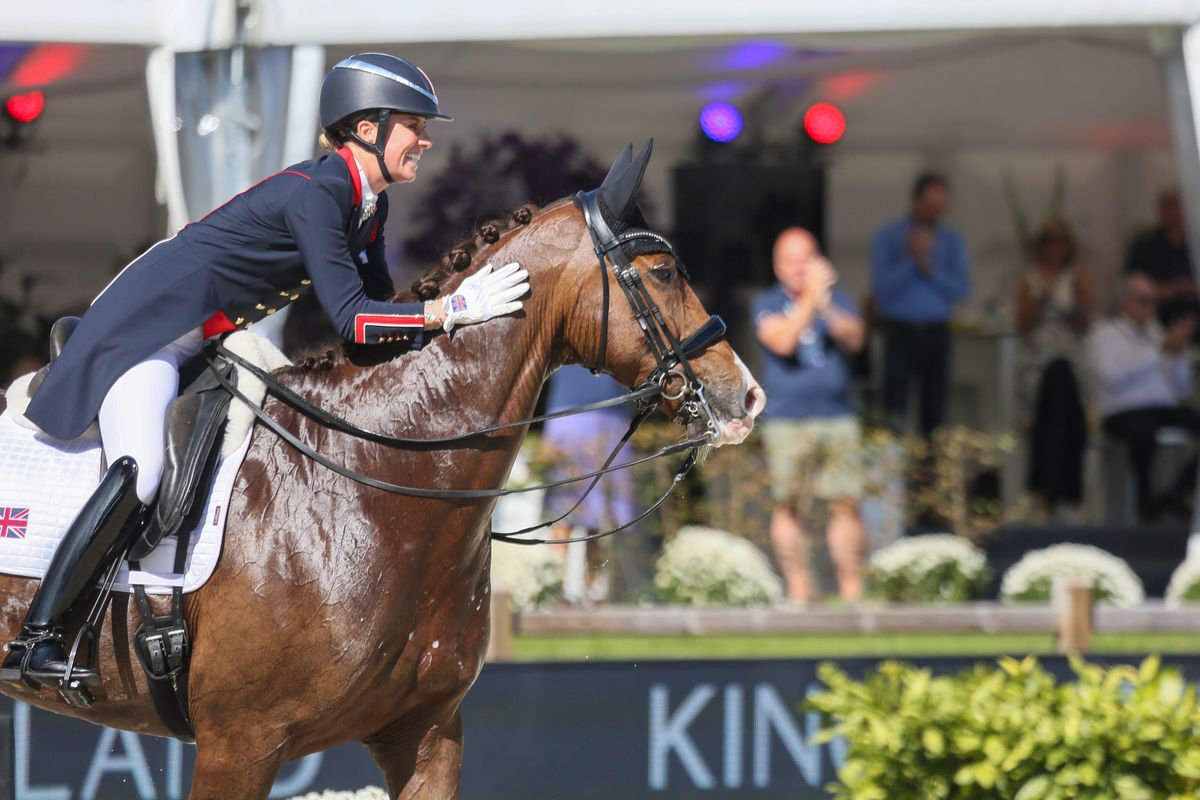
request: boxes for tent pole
[1158,25,1200,550]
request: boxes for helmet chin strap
[348,109,394,185]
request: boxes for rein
[207,197,727,544]
[216,344,651,445]
[206,360,703,501]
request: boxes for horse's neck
[317,301,554,451]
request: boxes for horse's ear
[600,138,653,223]
[599,143,634,190]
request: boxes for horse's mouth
[681,381,765,447]
[715,416,756,446]
[670,354,765,447]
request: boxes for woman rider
[1,53,530,689]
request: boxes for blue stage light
[699,102,743,143]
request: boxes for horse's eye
[650,262,675,284]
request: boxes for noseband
[574,190,726,441]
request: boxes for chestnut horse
[0,147,763,798]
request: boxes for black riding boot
[0,457,146,689]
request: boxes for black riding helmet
[319,53,451,185]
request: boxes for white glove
[439,262,530,333]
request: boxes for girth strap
[129,514,195,743]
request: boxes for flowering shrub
[1000,544,1144,607]
[654,525,783,607]
[288,790,387,800]
[490,539,563,611]
[1165,559,1200,606]
[866,534,990,603]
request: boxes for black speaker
[671,162,825,316]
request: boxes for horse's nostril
[744,385,766,419]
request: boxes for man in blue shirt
[870,172,970,435]
[755,228,866,604]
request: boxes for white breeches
[98,328,204,504]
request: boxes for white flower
[1165,558,1200,606]
[655,525,783,607]
[288,789,388,800]
[490,539,563,611]
[866,533,989,603]
[868,534,987,578]
[1000,544,1144,608]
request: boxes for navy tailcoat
[27,148,428,441]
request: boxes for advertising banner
[7,654,1197,799]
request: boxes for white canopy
[2,3,1200,321]
[7,0,1200,46]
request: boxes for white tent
[3,1,1200,319]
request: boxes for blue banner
[7,654,1197,799]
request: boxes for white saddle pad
[0,411,251,595]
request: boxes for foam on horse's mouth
[708,352,764,446]
[716,418,755,447]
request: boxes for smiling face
[354,114,432,184]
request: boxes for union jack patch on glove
[440,262,530,333]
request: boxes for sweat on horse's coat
[0,144,761,800]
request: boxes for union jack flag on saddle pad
[0,507,28,539]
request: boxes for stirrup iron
[0,629,63,690]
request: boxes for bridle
[207,196,729,544]
[574,189,725,441]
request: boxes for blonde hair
[317,109,384,152]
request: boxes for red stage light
[10,44,88,88]
[803,102,846,145]
[5,91,45,124]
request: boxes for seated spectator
[1125,187,1200,327]
[755,227,866,604]
[1087,273,1200,521]
[1016,217,1092,518]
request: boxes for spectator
[1125,188,1199,325]
[870,172,970,435]
[1016,217,1092,518]
[754,228,866,604]
[540,366,634,603]
[1087,273,1200,521]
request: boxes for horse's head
[553,141,765,446]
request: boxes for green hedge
[808,656,1200,800]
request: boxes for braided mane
[393,202,545,303]
[287,199,567,372]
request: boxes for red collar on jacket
[336,147,363,208]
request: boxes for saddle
[27,317,235,560]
